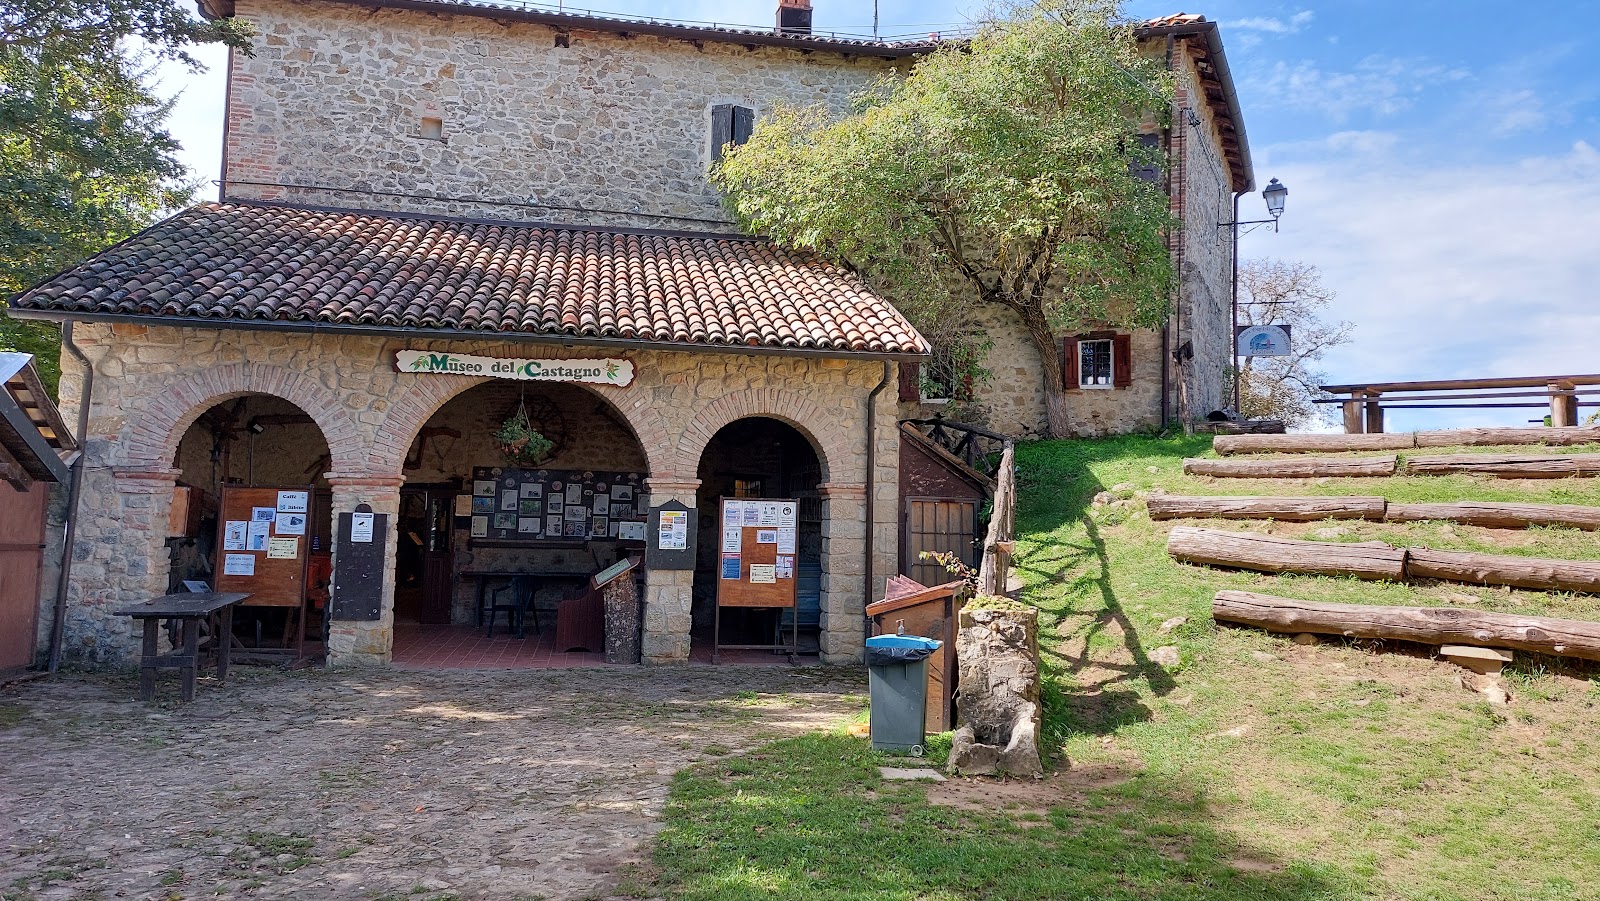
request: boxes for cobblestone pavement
[0,665,866,900]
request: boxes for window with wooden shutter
[1112,334,1133,388]
[1078,338,1114,388]
[1060,337,1077,390]
[898,361,921,402]
[711,104,755,164]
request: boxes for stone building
[10,0,1253,668]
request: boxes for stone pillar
[71,468,184,662]
[641,476,699,665]
[819,482,867,665]
[324,474,403,667]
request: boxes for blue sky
[154,0,1600,430]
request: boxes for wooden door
[420,489,454,624]
[0,483,48,674]
[903,499,977,587]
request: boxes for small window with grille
[1078,338,1114,388]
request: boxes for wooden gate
[0,483,49,675]
[902,498,977,587]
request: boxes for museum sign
[395,350,635,387]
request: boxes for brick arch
[122,362,367,474]
[672,388,859,484]
[371,373,674,477]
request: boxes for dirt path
[0,665,866,901]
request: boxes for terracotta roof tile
[12,203,930,357]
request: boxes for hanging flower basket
[494,403,554,467]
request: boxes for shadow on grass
[1010,435,1212,750]
[641,730,1350,901]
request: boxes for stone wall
[52,322,901,667]
[1170,45,1237,420]
[225,0,899,231]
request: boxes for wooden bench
[113,592,249,702]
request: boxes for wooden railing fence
[1319,374,1600,434]
[901,416,1011,480]
[976,443,1016,597]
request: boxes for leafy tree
[1231,258,1352,428]
[0,0,252,395]
[712,0,1174,437]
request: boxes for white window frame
[1078,338,1114,389]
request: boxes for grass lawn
[633,434,1600,901]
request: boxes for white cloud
[1248,56,1470,122]
[1481,88,1548,136]
[1247,139,1600,429]
[1230,10,1315,34]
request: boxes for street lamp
[1221,177,1289,416]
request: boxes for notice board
[468,467,646,546]
[330,506,389,622]
[213,484,313,607]
[714,498,799,609]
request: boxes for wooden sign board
[213,485,312,608]
[715,498,798,610]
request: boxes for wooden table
[113,592,249,702]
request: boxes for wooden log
[1413,426,1600,448]
[1405,548,1600,594]
[1404,453,1600,479]
[1147,495,1387,522]
[1166,526,1406,580]
[1212,433,1415,455]
[1384,501,1600,531]
[1212,590,1600,662]
[1184,455,1398,478]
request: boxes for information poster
[714,497,799,610]
[469,467,647,545]
[223,553,256,576]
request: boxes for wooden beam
[1404,453,1600,479]
[1183,455,1397,478]
[1413,426,1600,448]
[1212,590,1600,662]
[1166,527,1406,581]
[1322,373,1600,394]
[1148,495,1386,522]
[1213,433,1415,455]
[1384,501,1600,531]
[1406,548,1600,594]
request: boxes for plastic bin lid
[865,634,942,651]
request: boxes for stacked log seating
[1165,527,1407,581]
[1147,495,1387,522]
[1383,501,1600,530]
[1168,527,1600,594]
[1212,426,1600,455]
[1183,455,1397,479]
[1403,453,1600,479]
[1148,496,1600,530]
[1212,590,1600,662]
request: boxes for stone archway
[120,362,366,476]
[669,387,860,486]
[371,367,675,478]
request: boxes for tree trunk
[1212,590,1600,661]
[1014,303,1072,438]
[1165,526,1407,580]
[1147,495,1387,521]
[1183,455,1398,478]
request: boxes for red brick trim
[371,360,675,476]
[673,388,857,483]
[121,363,366,475]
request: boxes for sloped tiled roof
[10,203,930,357]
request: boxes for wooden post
[1364,394,1384,434]
[1550,382,1579,427]
[1343,395,1364,434]
[139,619,159,702]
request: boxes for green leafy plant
[493,403,553,467]
[713,0,1175,437]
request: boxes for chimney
[776,0,812,35]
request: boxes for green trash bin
[866,634,943,756]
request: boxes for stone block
[948,604,1043,778]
